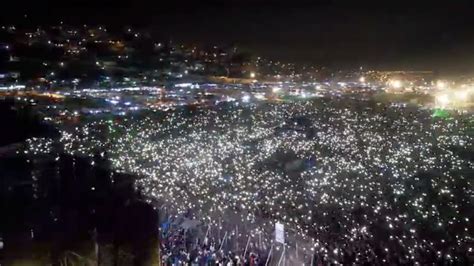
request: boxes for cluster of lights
[24,99,473,264]
[435,88,473,108]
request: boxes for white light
[242,95,250,102]
[436,94,450,106]
[391,80,402,89]
[436,80,446,89]
[454,90,468,100]
[255,94,265,100]
[272,87,281,93]
[359,76,366,83]
[108,99,119,105]
[175,83,193,88]
[250,72,256,78]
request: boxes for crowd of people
[160,218,263,265]
[25,98,473,264]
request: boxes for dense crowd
[25,98,473,264]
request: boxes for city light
[3,18,474,266]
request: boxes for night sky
[4,0,474,73]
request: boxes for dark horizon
[3,0,474,74]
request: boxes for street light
[250,72,256,79]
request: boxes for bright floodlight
[359,76,366,83]
[436,80,446,89]
[391,80,402,88]
[250,72,256,78]
[436,94,450,106]
[454,90,468,100]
